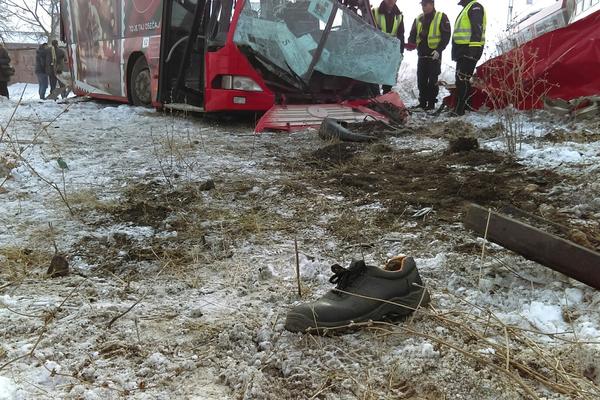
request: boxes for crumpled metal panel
[234,0,402,86]
[254,103,383,132]
[255,92,408,132]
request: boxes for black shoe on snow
[285,256,430,333]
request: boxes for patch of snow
[0,376,18,400]
[562,288,584,306]
[522,301,565,333]
[393,340,439,359]
[414,253,446,271]
[483,140,600,169]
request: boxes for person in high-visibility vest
[372,0,405,93]
[451,0,486,115]
[406,0,451,110]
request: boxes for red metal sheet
[470,10,600,110]
[254,104,378,133]
[255,92,407,133]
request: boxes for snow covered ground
[1,84,600,399]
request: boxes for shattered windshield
[233,0,402,86]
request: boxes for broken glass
[233,0,402,86]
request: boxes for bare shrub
[476,44,554,154]
[1,89,75,214]
[150,121,203,188]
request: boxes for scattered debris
[464,203,600,290]
[412,207,434,218]
[47,254,69,278]
[544,96,600,120]
[318,118,377,143]
[448,136,479,153]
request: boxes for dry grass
[0,246,52,282]
[63,188,118,214]
[302,284,600,400]
[327,211,372,243]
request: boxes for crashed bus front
[231,0,402,102]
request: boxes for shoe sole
[285,288,430,333]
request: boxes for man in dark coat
[0,43,13,99]
[406,0,451,110]
[36,43,49,100]
[46,40,68,98]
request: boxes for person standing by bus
[451,0,486,115]
[406,0,451,110]
[372,0,405,93]
[36,43,49,100]
[0,43,14,99]
[46,40,68,98]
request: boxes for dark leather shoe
[285,256,430,333]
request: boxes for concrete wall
[5,44,38,84]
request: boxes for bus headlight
[221,75,263,92]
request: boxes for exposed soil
[289,137,600,251]
[306,144,564,221]
[448,136,479,153]
[71,181,213,273]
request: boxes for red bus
[59,0,404,121]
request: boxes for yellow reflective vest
[373,8,402,36]
[453,1,486,46]
[416,12,443,49]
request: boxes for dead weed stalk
[477,45,554,154]
[150,120,203,187]
[1,95,75,214]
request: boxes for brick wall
[5,44,38,84]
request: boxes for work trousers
[37,73,48,99]
[417,56,441,107]
[49,73,57,92]
[454,56,478,115]
[49,73,66,99]
[0,81,8,99]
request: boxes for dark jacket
[374,2,405,53]
[35,46,47,74]
[45,45,67,76]
[451,0,485,61]
[55,47,67,73]
[407,9,451,57]
[0,47,12,82]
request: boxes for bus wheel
[131,57,152,107]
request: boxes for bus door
[158,0,207,109]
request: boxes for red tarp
[470,10,600,110]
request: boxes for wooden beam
[464,203,600,290]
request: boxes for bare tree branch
[1,0,60,42]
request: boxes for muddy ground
[2,101,600,400]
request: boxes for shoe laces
[329,260,366,292]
